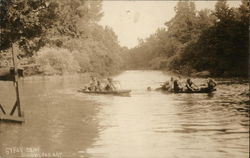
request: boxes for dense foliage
[127,0,249,77]
[36,47,80,75]
[0,0,125,75]
[0,0,58,53]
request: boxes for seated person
[161,81,171,91]
[96,80,102,91]
[83,86,89,91]
[186,78,199,92]
[169,77,174,91]
[105,78,116,91]
[88,76,98,91]
[173,79,183,93]
[200,78,217,92]
[207,78,216,90]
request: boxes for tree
[126,0,249,77]
[182,0,249,76]
[165,1,197,44]
[0,0,58,52]
[52,0,103,38]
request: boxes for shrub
[36,47,80,75]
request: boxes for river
[0,70,249,158]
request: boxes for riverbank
[20,68,249,85]
[21,73,92,81]
[20,70,123,83]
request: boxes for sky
[99,1,241,48]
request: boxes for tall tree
[126,0,249,77]
[53,0,103,38]
[0,0,58,52]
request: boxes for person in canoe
[161,81,171,91]
[207,78,216,90]
[169,77,174,91]
[199,78,217,92]
[87,76,98,91]
[96,80,103,92]
[156,77,174,91]
[105,77,116,91]
[186,78,199,92]
[173,78,183,93]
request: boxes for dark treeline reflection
[126,0,249,77]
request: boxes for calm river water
[0,70,249,158]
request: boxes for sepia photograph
[0,0,249,158]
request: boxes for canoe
[175,88,216,93]
[78,89,131,95]
[155,87,216,94]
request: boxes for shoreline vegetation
[0,0,249,79]
[125,1,249,78]
[0,0,127,78]
[20,70,248,87]
[21,71,123,82]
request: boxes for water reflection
[86,71,249,158]
[0,71,249,158]
[0,77,100,158]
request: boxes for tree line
[126,0,249,77]
[0,0,126,76]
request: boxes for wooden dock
[0,115,24,123]
[0,43,25,123]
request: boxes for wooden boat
[175,88,216,94]
[78,89,131,95]
[155,87,216,94]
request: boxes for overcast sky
[99,1,241,48]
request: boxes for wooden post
[0,43,24,123]
[0,104,6,114]
[9,43,22,117]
